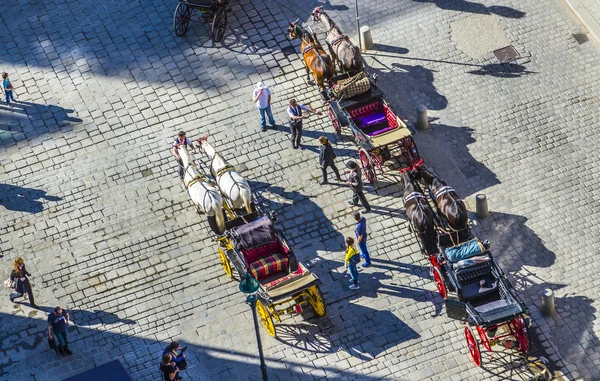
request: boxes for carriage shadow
[468,63,538,78]
[0,184,62,213]
[410,0,526,19]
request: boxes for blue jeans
[348,256,359,285]
[358,240,371,265]
[258,106,276,127]
[5,90,14,104]
[55,330,68,348]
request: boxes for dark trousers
[321,164,340,182]
[289,121,303,148]
[352,190,371,210]
[177,159,184,179]
[55,331,68,349]
[13,279,35,305]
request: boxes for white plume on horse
[177,144,225,233]
[198,138,252,214]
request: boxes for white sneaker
[349,284,360,290]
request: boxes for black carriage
[215,215,326,337]
[173,0,230,42]
[326,72,422,185]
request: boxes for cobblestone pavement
[1,0,599,380]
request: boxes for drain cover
[141,169,153,177]
[573,33,589,44]
[493,45,519,63]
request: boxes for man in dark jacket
[345,160,371,213]
[318,136,341,184]
[354,212,371,267]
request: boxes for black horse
[419,166,469,243]
[402,171,438,256]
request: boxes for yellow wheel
[218,247,232,278]
[307,285,327,317]
[256,299,276,337]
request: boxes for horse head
[287,20,303,39]
[419,165,444,191]
[311,6,324,21]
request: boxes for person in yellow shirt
[344,237,361,290]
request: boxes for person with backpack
[318,136,341,184]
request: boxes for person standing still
[318,136,341,184]
[287,99,322,149]
[252,82,276,132]
[345,160,371,213]
[354,212,371,267]
[47,307,73,355]
[171,131,195,180]
[344,237,361,290]
[9,257,36,307]
[2,73,15,105]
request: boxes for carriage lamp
[239,274,268,381]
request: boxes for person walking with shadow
[318,136,341,184]
[287,98,322,149]
[2,73,15,105]
[9,257,36,307]
[354,212,371,267]
[47,306,73,355]
[344,160,371,213]
[252,82,277,132]
[345,237,361,290]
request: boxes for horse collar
[404,192,425,203]
[331,35,347,46]
[216,164,236,178]
[303,45,315,54]
[435,186,455,198]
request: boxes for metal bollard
[541,289,556,316]
[475,194,489,219]
[360,26,373,51]
[416,105,430,131]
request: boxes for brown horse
[312,6,363,75]
[402,171,438,256]
[419,166,470,243]
[288,21,334,89]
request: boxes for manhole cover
[493,45,519,63]
[141,169,153,177]
[573,33,589,44]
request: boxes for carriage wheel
[218,247,233,278]
[211,8,227,43]
[513,316,530,353]
[306,285,327,317]
[327,107,341,135]
[465,326,482,367]
[432,266,446,299]
[476,325,492,351]
[358,148,377,185]
[256,299,276,337]
[403,137,420,170]
[174,2,192,37]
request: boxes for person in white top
[252,82,276,131]
[287,98,322,149]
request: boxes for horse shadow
[410,0,526,19]
[469,63,537,78]
[0,184,62,213]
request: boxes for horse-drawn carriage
[173,0,230,42]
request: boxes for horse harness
[330,34,349,46]
[184,173,208,189]
[213,162,251,201]
[403,192,425,204]
[434,186,456,199]
[216,164,236,177]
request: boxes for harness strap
[216,164,236,178]
[302,45,316,54]
[404,192,425,203]
[435,186,455,198]
[185,174,208,189]
[331,35,348,46]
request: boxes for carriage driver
[287,99,322,149]
[172,131,196,180]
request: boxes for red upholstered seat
[248,253,289,280]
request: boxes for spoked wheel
[432,266,447,299]
[174,2,192,37]
[211,8,227,43]
[512,316,530,353]
[306,285,327,317]
[256,299,276,337]
[218,247,233,278]
[476,325,492,351]
[358,148,377,185]
[327,107,341,135]
[465,326,482,367]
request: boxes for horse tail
[240,184,253,214]
[214,205,226,234]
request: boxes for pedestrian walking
[344,160,371,213]
[287,98,322,149]
[252,82,276,132]
[344,237,361,290]
[354,212,371,267]
[9,257,36,307]
[171,131,196,180]
[2,72,15,105]
[47,306,73,355]
[318,136,341,184]
[160,354,182,381]
[163,341,187,370]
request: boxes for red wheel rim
[476,325,492,351]
[513,317,530,353]
[432,267,446,299]
[465,326,482,367]
[359,150,376,184]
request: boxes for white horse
[197,137,253,214]
[177,144,226,234]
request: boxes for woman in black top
[9,257,36,307]
[161,354,181,381]
[318,136,341,184]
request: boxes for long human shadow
[469,63,538,78]
[0,183,61,213]
[9,303,136,327]
[411,0,526,18]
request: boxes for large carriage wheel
[256,299,276,337]
[327,107,341,135]
[465,326,482,367]
[218,247,233,278]
[358,148,377,185]
[211,8,227,43]
[431,267,446,299]
[476,325,492,351]
[174,2,192,37]
[512,316,530,353]
[306,285,327,317]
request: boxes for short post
[416,105,430,131]
[541,289,556,317]
[360,26,373,51]
[475,194,489,219]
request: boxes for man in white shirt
[171,131,195,179]
[252,82,276,132]
[287,98,322,149]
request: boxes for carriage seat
[461,277,498,300]
[242,241,290,281]
[349,101,399,137]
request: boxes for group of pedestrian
[343,211,372,290]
